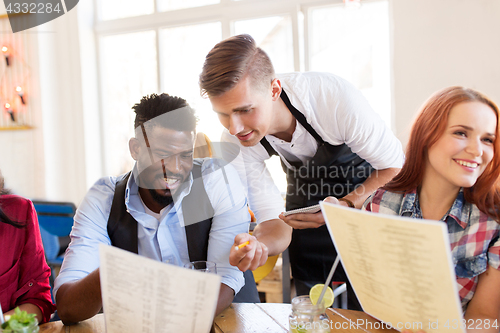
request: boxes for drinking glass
[289,295,330,333]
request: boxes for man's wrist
[338,197,355,208]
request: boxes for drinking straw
[0,303,4,324]
[316,256,341,307]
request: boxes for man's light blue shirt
[54,158,250,298]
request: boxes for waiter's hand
[279,210,325,229]
[229,233,269,271]
[279,197,348,230]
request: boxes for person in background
[0,169,56,324]
[199,34,404,309]
[363,86,500,331]
[54,94,250,325]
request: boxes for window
[309,1,391,126]
[99,31,158,175]
[157,0,220,13]
[159,22,222,140]
[234,15,294,73]
[99,0,154,20]
[93,0,391,193]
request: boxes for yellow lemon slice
[309,284,334,308]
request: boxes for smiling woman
[363,86,500,332]
[377,86,500,221]
[424,101,496,215]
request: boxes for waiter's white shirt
[222,72,404,224]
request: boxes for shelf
[0,125,34,131]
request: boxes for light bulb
[4,103,14,121]
[2,46,10,66]
[15,86,26,104]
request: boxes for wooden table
[39,314,105,333]
[39,304,397,333]
[213,303,397,333]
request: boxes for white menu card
[99,245,221,333]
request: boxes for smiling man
[200,34,404,309]
[54,94,250,324]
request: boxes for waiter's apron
[260,89,373,308]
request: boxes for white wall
[391,0,500,145]
[0,125,46,198]
[1,3,97,205]
[0,15,46,199]
[36,10,88,204]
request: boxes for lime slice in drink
[309,284,334,308]
[290,328,308,333]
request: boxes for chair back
[32,201,76,237]
[32,200,76,298]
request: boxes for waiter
[199,34,404,309]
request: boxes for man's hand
[216,283,235,316]
[229,233,268,271]
[279,197,347,229]
[56,268,102,325]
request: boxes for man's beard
[149,188,174,206]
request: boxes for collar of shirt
[400,188,469,229]
[139,193,168,220]
[267,120,318,166]
[123,164,195,229]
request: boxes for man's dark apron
[260,90,373,309]
[107,161,259,302]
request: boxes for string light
[15,86,25,104]
[4,103,15,122]
[0,37,31,129]
[2,46,10,66]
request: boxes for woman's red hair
[384,86,500,221]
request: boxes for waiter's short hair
[132,93,197,133]
[199,34,275,98]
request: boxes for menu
[99,245,221,333]
[320,202,465,333]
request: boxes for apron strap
[259,88,325,157]
[280,89,325,143]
